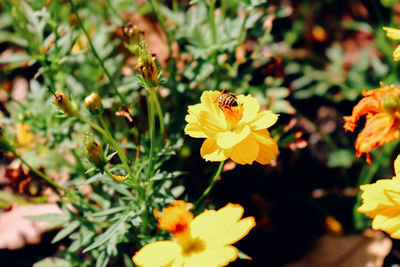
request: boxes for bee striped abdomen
[217,92,238,111]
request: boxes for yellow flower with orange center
[383,27,400,61]
[185,91,279,165]
[132,201,256,267]
[358,154,400,238]
[343,83,400,164]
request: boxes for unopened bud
[136,49,158,87]
[53,92,79,117]
[83,132,106,171]
[84,93,103,116]
[123,23,142,55]
[0,127,11,152]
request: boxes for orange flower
[343,83,400,164]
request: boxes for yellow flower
[358,154,400,238]
[132,202,256,267]
[184,91,278,165]
[383,27,400,61]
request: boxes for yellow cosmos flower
[185,91,279,165]
[132,202,256,267]
[358,154,400,238]
[383,27,400,61]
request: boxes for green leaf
[52,220,80,243]
[83,213,130,253]
[237,250,252,260]
[95,251,110,267]
[34,258,73,267]
[26,213,69,222]
[87,207,129,217]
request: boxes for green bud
[83,132,106,171]
[123,23,142,55]
[53,92,79,117]
[84,93,103,116]
[0,127,11,152]
[136,48,158,87]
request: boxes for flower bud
[53,92,79,117]
[123,23,142,55]
[0,127,12,152]
[84,92,103,116]
[136,48,158,87]
[83,132,106,171]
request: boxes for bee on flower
[343,82,400,164]
[132,201,255,267]
[185,90,279,165]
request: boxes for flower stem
[11,149,65,196]
[67,0,125,104]
[153,91,165,142]
[194,160,225,207]
[145,88,157,197]
[78,114,133,179]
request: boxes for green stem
[153,91,165,142]
[11,150,65,195]
[78,114,133,178]
[145,89,157,196]
[67,0,125,104]
[194,160,225,207]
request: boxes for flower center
[222,104,244,130]
[155,201,193,235]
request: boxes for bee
[216,89,238,111]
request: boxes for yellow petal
[395,154,400,177]
[191,210,218,238]
[192,204,244,242]
[248,110,278,130]
[394,45,400,61]
[201,91,226,122]
[184,123,208,138]
[383,27,400,40]
[216,126,250,149]
[186,104,203,122]
[206,217,256,247]
[239,95,260,123]
[188,246,238,267]
[253,130,279,164]
[132,241,181,267]
[229,135,259,165]
[198,110,226,137]
[372,211,400,238]
[200,139,228,162]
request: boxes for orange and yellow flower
[358,154,400,238]
[383,27,400,61]
[343,83,400,164]
[184,91,279,165]
[132,201,255,267]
